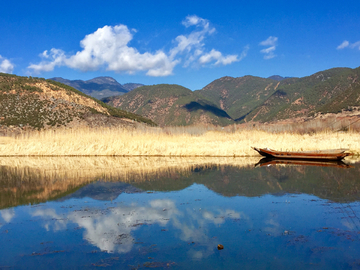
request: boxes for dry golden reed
[0,125,359,156]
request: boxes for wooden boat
[255,158,352,168]
[252,147,352,160]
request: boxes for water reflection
[1,157,360,210]
[1,157,360,269]
[0,156,257,209]
[0,208,15,230]
[255,158,353,168]
[29,198,242,258]
[32,199,178,253]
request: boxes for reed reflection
[0,156,257,209]
[1,156,360,210]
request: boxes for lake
[0,157,360,269]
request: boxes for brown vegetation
[0,118,359,156]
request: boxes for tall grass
[0,123,359,156]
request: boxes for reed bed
[0,125,359,156]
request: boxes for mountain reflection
[1,156,360,210]
[31,198,242,257]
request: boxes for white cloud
[337,40,360,50]
[28,49,66,73]
[199,45,248,66]
[29,25,177,77]
[170,15,243,67]
[350,41,360,49]
[260,46,276,54]
[28,16,242,76]
[199,49,226,65]
[260,36,278,60]
[182,15,209,28]
[0,55,14,73]
[337,40,349,50]
[169,15,216,61]
[260,36,278,47]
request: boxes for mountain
[122,83,144,91]
[49,76,144,99]
[195,75,281,121]
[103,77,284,126]
[101,66,360,126]
[103,84,233,126]
[0,73,155,132]
[243,67,360,122]
[267,75,293,81]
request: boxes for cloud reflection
[31,199,242,256]
[263,213,282,236]
[0,208,15,229]
[32,208,68,231]
[1,208,15,223]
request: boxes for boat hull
[252,147,352,160]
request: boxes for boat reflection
[255,158,353,168]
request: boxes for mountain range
[103,67,360,126]
[2,66,360,129]
[102,84,234,126]
[50,76,144,99]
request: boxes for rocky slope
[0,73,155,133]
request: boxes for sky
[1,0,360,90]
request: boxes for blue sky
[1,0,359,90]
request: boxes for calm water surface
[0,158,360,269]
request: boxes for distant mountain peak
[87,76,119,84]
[220,76,235,80]
[268,75,294,81]
[122,83,145,91]
[268,75,285,81]
[49,76,144,99]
